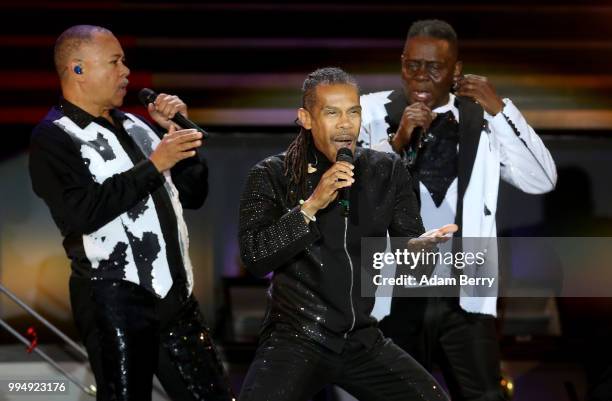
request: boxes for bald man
[29,25,233,401]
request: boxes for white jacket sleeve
[487,99,557,194]
[359,91,394,149]
[359,94,376,148]
[372,138,395,153]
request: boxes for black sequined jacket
[239,146,424,352]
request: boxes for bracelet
[299,200,317,222]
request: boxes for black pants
[238,324,449,401]
[69,277,234,401]
[379,297,506,401]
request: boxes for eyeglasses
[402,59,445,80]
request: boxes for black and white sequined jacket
[239,146,424,352]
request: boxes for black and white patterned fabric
[53,114,193,297]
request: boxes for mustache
[333,130,355,138]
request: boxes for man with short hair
[238,67,453,401]
[359,19,557,401]
[29,25,233,401]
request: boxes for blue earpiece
[74,65,83,75]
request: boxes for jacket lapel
[383,89,408,137]
[454,96,484,235]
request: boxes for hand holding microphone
[139,88,210,172]
[300,148,355,221]
[138,88,209,139]
[390,103,436,154]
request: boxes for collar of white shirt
[433,93,459,122]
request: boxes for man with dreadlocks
[238,67,454,401]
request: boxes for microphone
[406,126,434,167]
[138,88,209,139]
[412,127,423,144]
[336,147,354,217]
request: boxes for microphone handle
[339,188,350,217]
[169,113,206,160]
[412,127,424,148]
[172,113,209,139]
[404,127,424,167]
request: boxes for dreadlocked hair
[285,126,312,206]
[284,67,358,206]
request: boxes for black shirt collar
[307,139,362,172]
[58,98,130,130]
[309,141,333,170]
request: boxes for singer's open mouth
[333,141,353,149]
[412,90,432,103]
[333,134,354,146]
[117,81,129,95]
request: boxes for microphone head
[336,147,354,163]
[138,88,157,106]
